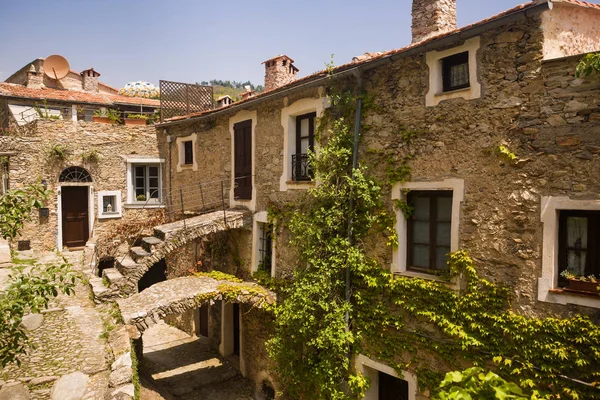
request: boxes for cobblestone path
[141,322,254,399]
[0,250,110,400]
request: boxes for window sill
[393,270,460,290]
[542,288,600,309]
[437,86,472,96]
[124,203,165,209]
[286,180,315,189]
[98,213,122,220]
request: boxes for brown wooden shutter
[234,120,252,200]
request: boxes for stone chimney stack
[26,64,43,89]
[81,68,101,92]
[411,0,457,44]
[262,55,298,91]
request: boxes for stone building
[147,0,600,397]
[0,57,161,251]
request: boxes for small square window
[442,51,469,92]
[184,141,193,165]
[98,190,122,219]
[558,210,600,287]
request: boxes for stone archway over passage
[116,275,275,333]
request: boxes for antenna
[43,55,70,80]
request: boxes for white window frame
[426,36,481,107]
[355,354,418,400]
[97,190,122,219]
[125,158,164,207]
[176,133,198,172]
[279,94,326,192]
[391,179,464,280]
[252,211,276,277]
[539,196,600,309]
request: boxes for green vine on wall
[265,77,600,399]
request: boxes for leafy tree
[0,260,77,366]
[575,52,600,78]
[0,182,50,240]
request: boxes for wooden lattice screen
[160,80,214,120]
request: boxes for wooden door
[61,186,89,248]
[234,120,252,200]
[233,303,240,356]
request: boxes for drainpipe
[345,69,364,330]
[166,128,173,215]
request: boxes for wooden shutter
[234,120,252,200]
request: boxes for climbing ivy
[265,77,600,399]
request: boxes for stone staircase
[90,210,248,302]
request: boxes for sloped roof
[162,0,600,124]
[0,82,159,107]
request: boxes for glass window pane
[135,188,144,197]
[135,166,145,178]
[436,222,451,247]
[149,189,159,199]
[300,138,309,154]
[450,63,469,87]
[149,166,159,177]
[149,178,158,188]
[437,197,452,221]
[435,247,450,269]
[413,197,430,220]
[567,217,587,249]
[412,245,430,268]
[413,221,430,244]
[103,196,115,213]
[567,250,586,275]
[300,117,309,137]
[135,178,145,188]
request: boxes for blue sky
[0,0,525,89]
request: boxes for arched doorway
[59,166,93,248]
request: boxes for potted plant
[136,194,147,202]
[124,113,148,126]
[560,269,600,294]
[92,108,121,124]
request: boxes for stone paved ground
[0,250,110,400]
[140,322,254,400]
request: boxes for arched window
[59,166,92,183]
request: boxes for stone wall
[0,119,161,250]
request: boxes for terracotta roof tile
[0,82,159,107]
[560,0,600,9]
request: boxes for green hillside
[197,80,264,102]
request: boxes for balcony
[291,154,313,182]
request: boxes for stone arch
[59,166,92,182]
[117,275,274,334]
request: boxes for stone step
[115,255,140,275]
[102,268,124,288]
[141,236,163,253]
[89,277,119,304]
[130,246,151,262]
[152,227,166,241]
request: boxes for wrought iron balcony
[292,153,313,182]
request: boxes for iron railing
[291,154,313,182]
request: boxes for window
[558,210,600,286]
[292,112,316,181]
[355,354,417,400]
[442,52,469,92]
[258,223,273,275]
[379,371,409,400]
[176,134,197,172]
[97,191,122,219]
[407,191,453,272]
[132,164,161,203]
[234,120,252,200]
[183,141,193,165]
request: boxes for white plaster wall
[542,3,600,60]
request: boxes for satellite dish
[43,55,70,80]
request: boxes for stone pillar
[81,68,101,92]
[411,0,457,44]
[26,65,43,89]
[262,55,298,91]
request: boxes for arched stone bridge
[115,210,249,293]
[116,275,275,333]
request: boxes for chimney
[411,0,457,44]
[26,64,43,89]
[81,68,101,92]
[216,95,233,108]
[240,85,256,101]
[262,55,298,91]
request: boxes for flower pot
[566,279,600,295]
[92,116,111,124]
[125,118,147,126]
